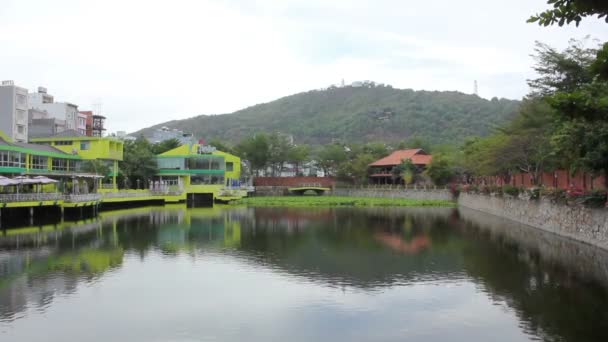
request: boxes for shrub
[527,187,541,200]
[580,190,607,208]
[540,187,567,203]
[503,185,520,197]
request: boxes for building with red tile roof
[368,149,432,184]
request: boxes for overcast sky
[1,0,606,133]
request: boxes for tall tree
[120,136,158,189]
[316,144,348,177]
[235,134,270,176]
[287,145,310,176]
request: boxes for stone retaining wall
[253,186,296,196]
[333,188,453,201]
[458,193,608,250]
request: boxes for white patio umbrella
[0,175,18,186]
[13,176,40,184]
[33,176,59,193]
[32,176,59,184]
[13,176,38,194]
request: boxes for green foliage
[231,196,455,207]
[151,138,181,155]
[316,144,348,176]
[207,138,234,155]
[392,159,418,185]
[462,134,511,177]
[287,145,310,176]
[425,155,455,186]
[460,39,606,186]
[235,134,270,175]
[528,0,608,27]
[135,86,520,146]
[528,39,598,97]
[342,153,376,184]
[502,185,521,197]
[80,159,111,177]
[120,136,158,188]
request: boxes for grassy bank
[230,196,455,207]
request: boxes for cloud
[0,0,606,133]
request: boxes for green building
[0,134,82,176]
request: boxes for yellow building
[30,130,124,190]
[156,144,243,203]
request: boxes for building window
[54,141,72,146]
[226,162,234,172]
[187,156,224,170]
[16,110,26,122]
[16,94,27,106]
[190,174,224,185]
[16,125,25,134]
[158,158,184,170]
[52,158,68,171]
[0,151,23,167]
[80,141,90,150]
[31,156,48,169]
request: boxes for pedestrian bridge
[287,183,331,196]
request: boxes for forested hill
[134,85,521,145]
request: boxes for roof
[0,137,80,159]
[12,141,67,154]
[369,149,432,167]
[46,129,86,137]
[31,130,121,142]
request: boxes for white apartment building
[28,87,81,133]
[0,80,29,142]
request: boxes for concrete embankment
[332,187,608,251]
[458,193,608,251]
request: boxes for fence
[473,170,606,191]
[64,194,102,202]
[254,177,335,187]
[0,193,62,202]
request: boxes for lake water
[1,205,608,342]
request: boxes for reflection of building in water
[0,247,123,321]
[153,208,243,251]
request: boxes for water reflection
[0,206,607,341]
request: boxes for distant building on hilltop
[0,80,29,142]
[150,126,195,145]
